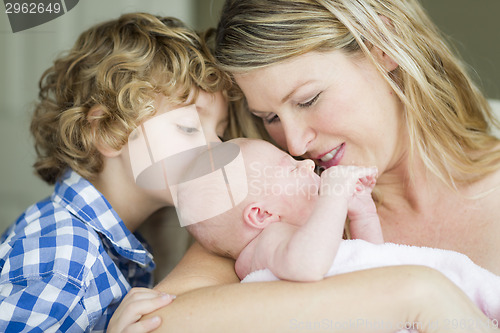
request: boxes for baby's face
[241,139,321,226]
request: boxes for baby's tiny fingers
[352,167,377,180]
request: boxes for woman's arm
[154,242,239,295]
[151,244,497,333]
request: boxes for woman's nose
[282,117,315,157]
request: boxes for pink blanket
[242,239,500,323]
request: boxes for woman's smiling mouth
[319,143,344,161]
[316,143,345,168]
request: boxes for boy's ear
[242,202,280,230]
[87,105,122,158]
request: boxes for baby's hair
[181,139,256,259]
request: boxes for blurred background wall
[0,0,498,237]
[420,0,500,100]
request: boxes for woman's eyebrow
[248,80,316,115]
[281,80,314,104]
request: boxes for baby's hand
[348,179,378,220]
[345,168,383,243]
[107,287,175,333]
[347,167,378,220]
[355,172,377,195]
[319,165,378,201]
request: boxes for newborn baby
[180,138,382,281]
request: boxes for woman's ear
[371,15,399,72]
[371,46,399,72]
[87,105,122,158]
[242,202,280,230]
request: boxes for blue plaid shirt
[0,170,155,332]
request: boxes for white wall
[0,1,195,234]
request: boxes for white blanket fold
[242,239,500,321]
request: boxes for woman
[214,0,500,274]
[137,1,500,332]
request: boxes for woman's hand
[107,287,175,333]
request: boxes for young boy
[181,138,500,322]
[0,13,229,332]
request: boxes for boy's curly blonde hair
[32,13,231,184]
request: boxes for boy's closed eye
[176,124,200,134]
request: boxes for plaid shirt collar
[53,169,153,268]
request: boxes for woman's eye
[298,93,321,108]
[177,125,199,134]
[264,113,280,124]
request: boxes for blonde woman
[146,0,500,332]
[215,0,500,270]
[0,13,229,332]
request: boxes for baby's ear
[87,105,122,158]
[242,203,280,230]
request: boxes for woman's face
[234,50,406,174]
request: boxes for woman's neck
[375,151,500,273]
[375,152,454,241]
[376,149,427,210]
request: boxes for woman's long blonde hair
[216,0,500,187]
[32,13,231,184]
